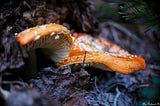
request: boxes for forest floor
[0,0,160,106]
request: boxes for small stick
[110,27,121,44]
[82,51,87,67]
[0,87,10,99]
[94,76,100,92]
[147,64,160,70]
[113,87,121,106]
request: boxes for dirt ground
[0,0,160,106]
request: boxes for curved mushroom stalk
[16,23,72,63]
[57,33,146,74]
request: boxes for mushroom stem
[24,50,38,80]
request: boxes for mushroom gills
[40,33,72,63]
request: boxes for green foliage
[138,75,160,106]
[97,4,117,17]
[118,0,160,31]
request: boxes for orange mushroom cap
[57,33,146,74]
[16,23,72,46]
[16,23,73,63]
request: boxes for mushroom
[57,33,146,74]
[16,23,72,79]
[16,24,146,75]
[16,23,72,63]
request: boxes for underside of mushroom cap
[57,33,146,74]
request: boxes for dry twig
[113,87,121,106]
[147,64,160,70]
[101,21,142,43]
[110,27,121,44]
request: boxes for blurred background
[0,0,160,106]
